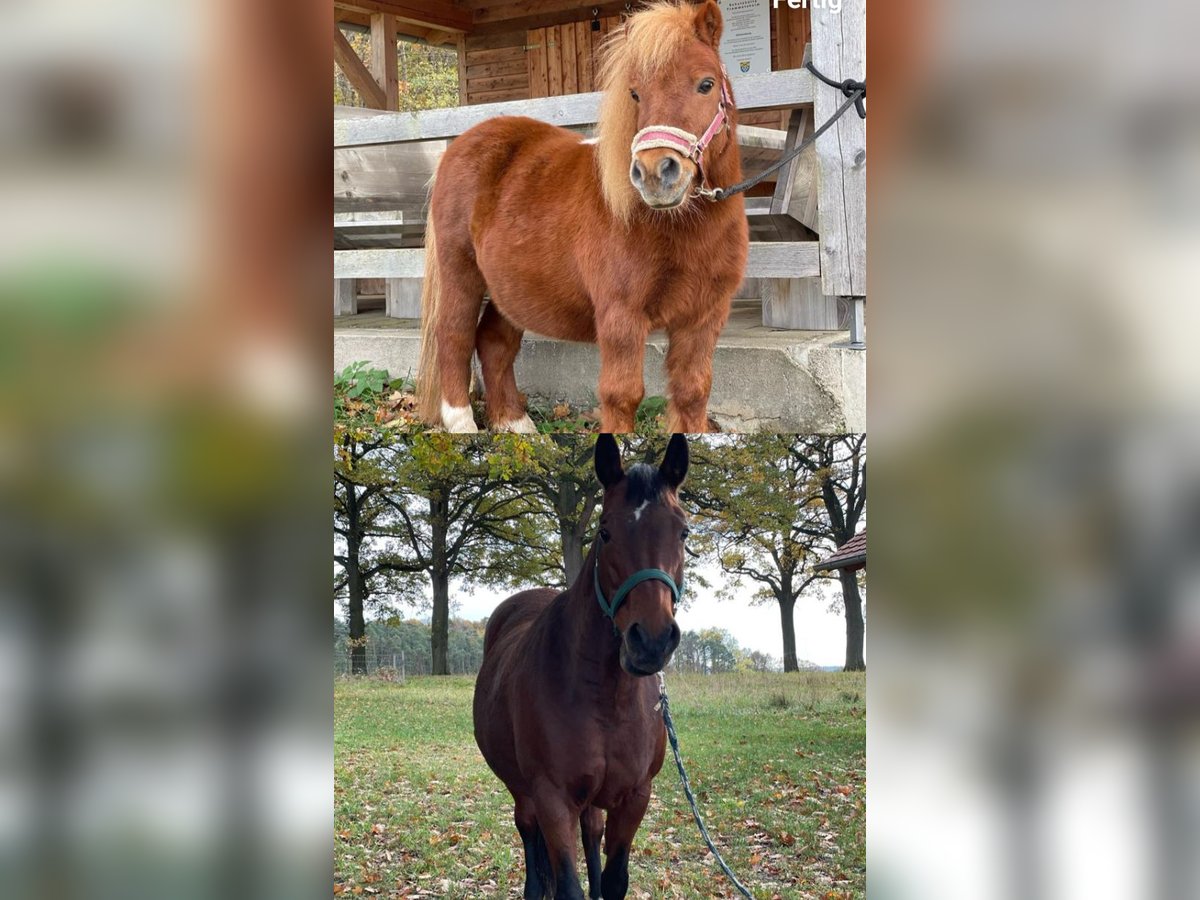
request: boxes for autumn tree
[508,435,602,585]
[788,435,867,671]
[378,435,554,674]
[503,434,670,586]
[685,436,838,673]
[334,428,423,675]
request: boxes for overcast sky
[407,560,852,668]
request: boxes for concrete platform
[333,305,864,433]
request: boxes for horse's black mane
[624,463,664,506]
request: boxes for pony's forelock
[596,1,709,224]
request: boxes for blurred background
[0,1,330,898]
[870,0,1200,898]
[1,0,1198,897]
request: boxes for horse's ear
[659,433,689,489]
[693,0,723,49]
[595,434,625,488]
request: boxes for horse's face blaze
[628,42,725,210]
[594,435,690,676]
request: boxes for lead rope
[698,62,865,203]
[656,672,755,899]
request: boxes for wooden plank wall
[462,5,809,109]
[463,31,530,104]
[527,16,618,99]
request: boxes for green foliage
[635,395,668,431]
[335,361,388,400]
[334,30,458,111]
[335,672,865,898]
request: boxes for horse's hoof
[495,414,537,434]
[441,402,480,433]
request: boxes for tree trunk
[344,483,368,676]
[557,475,585,585]
[840,569,865,671]
[429,487,450,675]
[347,559,367,675]
[562,527,585,586]
[778,593,799,673]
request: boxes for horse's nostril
[658,156,679,186]
[630,160,644,184]
[667,621,681,650]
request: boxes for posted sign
[717,0,771,76]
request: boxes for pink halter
[629,71,732,184]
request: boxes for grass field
[334,672,865,899]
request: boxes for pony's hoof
[441,402,480,433]
[495,414,537,434]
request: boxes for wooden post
[762,278,839,330]
[770,106,812,216]
[334,26,386,110]
[385,279,422,318]
[370,13,399,111]
[455,34,468,105]
[810,0,865,298]
[335,279,358,316]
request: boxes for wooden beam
[334,25,386,109]
[336,249,426,279]
[471,0,628,36]
[335,67,814,147]
[335,242,820,280]
[334,1,472,34]
[745,242,821,279]
[811,0,865,297]
[370,13,399,111]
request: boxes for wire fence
[334,644,483,678]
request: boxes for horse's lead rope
[656,672,755,899]
[698,63,865,203]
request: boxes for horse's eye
[698,79,714,95]
[630,88,639,102]
[681,528,690,541]
[600,528,611,543]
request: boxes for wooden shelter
[333,0,865,354]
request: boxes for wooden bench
[335,5,864,343]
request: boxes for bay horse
[473,434,689,899]
[417,1,747,434]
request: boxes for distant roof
[813,530,866,572]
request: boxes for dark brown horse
[417,1,747,434]
[473,434,689,899]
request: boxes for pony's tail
[416,201,442,426]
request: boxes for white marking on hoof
[495,414,537,434]
[441,402,479,433]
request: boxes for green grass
[334,672,865,899]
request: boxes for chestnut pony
[473,434,689,899]
[417,1,747,434]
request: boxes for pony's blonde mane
[596,2,705,224]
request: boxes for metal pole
[848,296,865,349]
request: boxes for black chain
[704,62,865,202]
[657,673,755,899]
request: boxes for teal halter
[593,553,683,621]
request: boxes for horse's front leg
[600,784,651,900]
[596,315,649,433]
[664,309,727,432]
[580,806,604,899]
[515,799,551,900]
[533,790,587,900]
